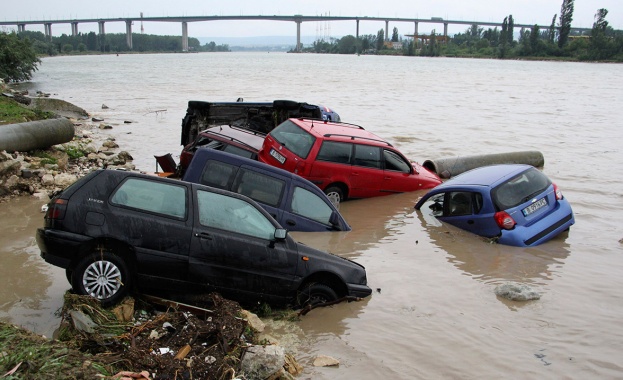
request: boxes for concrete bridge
[0,14,593,52]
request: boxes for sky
[1,0,621,39]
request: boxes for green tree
[558,0,574,48]
[548,15,557,44]
[337,35,358,54]
[507,15,515,44]
[391,27,399,42]
[588,8,613,60]
[530,24,541,54]
[0,32,41,82]
[376,29,385,50]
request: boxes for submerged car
[414,164,574,247]
[183,148,351,232]
[36,170,371,307]
[258,118,442,202]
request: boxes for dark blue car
[183,149,351,232]
[414,164,574,247]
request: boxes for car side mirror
[274,228,287,240]
[329,211,342,231]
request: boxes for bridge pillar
[296,20,301,52]
[125,20,133,49]
[18,24,26,33]
[44,23,52,41]
[98,21,106,35]
[71,22,79,36]
[385,20,389,41]
[444,22,448,43]
[182,22,188,51]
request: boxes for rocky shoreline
[0,81,136,201]
[0,83,313,379]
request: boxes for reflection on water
[0,197,68,337]
[414,203,571,285]
[291,191,428,256]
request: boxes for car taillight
[553,183,563,200]
[46,198,68,220]
[494,211,516,230]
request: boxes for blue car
[183,148,351,232]
[414,164,574,247]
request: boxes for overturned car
[178,99,340,173]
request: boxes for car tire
[72,250,131,307]
[324,186,344,205]
[297,283,338,307]
[65,269,73,285]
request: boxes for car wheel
[324,186,344,206]
[297,283,338,307]
[72,250,131,307]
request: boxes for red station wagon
[258,118,442,203]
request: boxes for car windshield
[491,167,551,210]
[269,120,316,159]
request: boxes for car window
[448,191,473,216]
[492,167,551,209]
[383,149,411,173]
[223,144,255,158]
[290,186,333,225]
[196,190,275,240]
[199,160,238,190]
[353,145,381,169]
[316,141,352,164]
[233,168,284,207]
[269,120,316,158]
[111,178,187,218]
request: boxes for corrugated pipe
[422,151,545,179]
[0,118,75,152]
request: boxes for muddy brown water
[2,54,622,379]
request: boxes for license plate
[522,197,547,216]
[270,148,286,164]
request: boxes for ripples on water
[6,53,623,379]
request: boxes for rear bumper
[36,228,91,269]
[500,200,575,247]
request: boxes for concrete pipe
[0,118,75,152]
[422,151,545,179]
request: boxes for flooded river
[2,53,622,379]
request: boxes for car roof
[289,118,392,147]
[200,125,265,150]
[436,164,533,189]
[188,148,318,185]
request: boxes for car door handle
[286,219,296,226]
[194,232,213,240]
[467,220,474,224]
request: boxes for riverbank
[0,81,304,379]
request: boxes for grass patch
[0,97,54,125]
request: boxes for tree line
[301,3,622,61]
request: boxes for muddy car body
[36,170,371,306]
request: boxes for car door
[350,144,382,198]
[108,177,192,283]
[381,149,420,193]
[438,191,501,237]
[281,184,341,231]
[188,188,299,300]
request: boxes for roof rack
[297,118,365,130]
[323,134,393,147]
